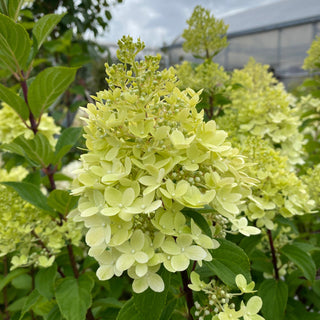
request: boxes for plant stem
[267,229,279,280]
[20,76,38,134]
[181,270,194,320]
[67,244,79,279]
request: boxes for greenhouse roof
[224,0,320,37]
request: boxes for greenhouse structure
[163,0,320,87]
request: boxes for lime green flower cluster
[228,136,314,229]
[0,165,28,182]
[0,103,60,147]
[71,36,259,293]
[295,95,320,165]
[182,5,228,59]
[0,185,83,269]
[220,59,304,165]
[303,35,320,71]
[303,163,320,209]
[189,272,264,320]
[176,60,229,94]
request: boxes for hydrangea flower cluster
[303,35,320,71]
[182,5,228,60]
[176,60,229,94]
[189,272,264,320]
[303,163,320,209]
[220,58,304,165]
[0,102,60,147]
[0,167,83,269]
[71,36,259,293]
[234,137,314,229]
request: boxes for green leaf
[204,238,251,288]
[48,190,78,215]
[239,235,261,256]
[55,274,94,320]
[0,13,31,72]
[35,263,57,299]
[1,181,53,212]
[258,279,288,320]
[159,298,177,320]
[19,290,41,320]
[54,127,83,162]
[0,268,29,292]
[8,0,24,22]
[33,13,65,50]
[286,298,320,320]
[11,273,32,290]
[28,66,78,117]
[181,207,212,237]
[0,0,8,15]
[133,268,171,320]
[281,244,316,282]
[0,83,29,119]
[1,133,54,167]
[116,298,140,320]
[47,304,63,320]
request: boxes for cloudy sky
[100,0,280,47]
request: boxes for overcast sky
[99,0,280,47]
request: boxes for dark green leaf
[28,66,78,117]
[0,13,30,72]
[8,0,24,22]
[281,244,316,282]
[0,82,29,120]
[0,268,29,291]
[159,298,177,320]
[23,170,41,187]
[48,190,78,215]
[133,268,171,320]
[181,207,212,237]
[239,234,261,256]
[19,290,41,320]
[214,93,231,106]
[286,298,320,320]
[93,297,123,309]
[11,273,32,290]
[33,13,65,50]
[116,298,140,320]
[54,127,83,162]
[1,133,54,167]
[35,263,57,299]
[259,279,288,320]
[55,274,94,320]
[0,0,8,15]
[47,304,63,320]
[250,249,273,274]
[1,181,53,212]
[204,238,251,288]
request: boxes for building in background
[163,0,320,88]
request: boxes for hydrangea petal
[171,254,190,271]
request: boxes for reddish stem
[181,270,194,320]
[267,229,279,280]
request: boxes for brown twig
[67,244,79,279]
[20,73,38,134]
[267,229,279,280]
[181,270,194,320]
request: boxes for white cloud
[98,0,280,47]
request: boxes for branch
[181,270,194,320]
[267,229,279,280]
